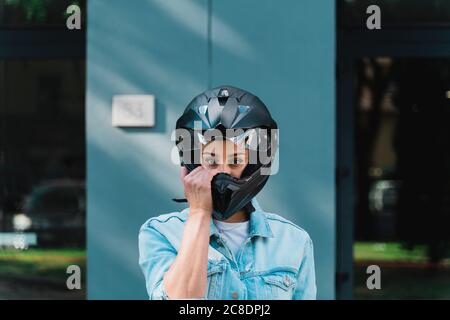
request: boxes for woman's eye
[205,158,217,165]
[232,158,244,165]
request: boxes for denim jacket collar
[209,198,273,238]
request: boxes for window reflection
[0,59,85,299]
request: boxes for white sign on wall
[112,95,155,127]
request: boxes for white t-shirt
[213,219,250,258]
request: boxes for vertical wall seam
[207,0,212,88]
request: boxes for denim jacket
[138,198,317,300]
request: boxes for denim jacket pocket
[206,260,226,300]
[261,271,297,300]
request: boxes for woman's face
[201,139,248,178]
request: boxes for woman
[138,86,316,300]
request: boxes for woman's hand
[163,166,213,299]
[181,166,214,216]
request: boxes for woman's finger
[182,165,203,184]
[190,165,206,177]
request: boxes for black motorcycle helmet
[174,85,278,220]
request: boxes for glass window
[0,59,86,299]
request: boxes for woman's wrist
[188,208,212,219]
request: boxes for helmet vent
[218,97,228,106]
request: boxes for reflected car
[369,179,401,215]
[13,180,85,247]
[368,179,401,240]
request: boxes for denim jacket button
[283,275,291,286]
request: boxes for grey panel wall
[87,0,335,299]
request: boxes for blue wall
[87,0,335,299]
